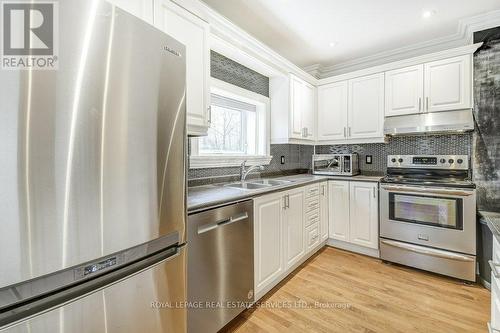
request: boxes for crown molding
[307,10,500,79]
[171,0,318,84]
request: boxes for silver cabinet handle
[283,196,287,210]
[373,187,376,198]
[348,127,351,137]
[343,127,346,138]
[490,260,500,279]
[381,240,475,262]
[207,106,212,124]
[321,185,325,196]
[305,127,309,137]
[426,97,429,112]
[286,194,290,208]
[418,97,422,112]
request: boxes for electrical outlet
[366,155,372,164]
[280,156,285,164]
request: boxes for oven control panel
[387,155,469,170]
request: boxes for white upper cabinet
[107,0,154,23]
[290,75,316,141]
[385,65,424,117]
[317,81,348,141]
[424,55,472,113]
[270,74,316,144]
[348,73,385,140]
[385,55,472,117]
[348,182,379,250]
[155,0,210,136]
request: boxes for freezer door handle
[380,240,474,262]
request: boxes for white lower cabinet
[254,183,326,300]
[319,182,329,241]
[254,192,284,295]
[328,180,379,255]
[349,182,379,249]
[490,237,500,331]
[284,188,305,269]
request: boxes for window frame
[189,78,272,169]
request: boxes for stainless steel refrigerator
[0,0,187,332]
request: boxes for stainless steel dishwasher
[187,200,254,333]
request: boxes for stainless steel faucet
[240,161,264,181]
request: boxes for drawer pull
[489,260,500,279]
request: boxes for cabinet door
[289,75,304,139]
[301,81,316,141]
[156,1,210,136]
[253,193,284,294]
[328,181,350,241]
[424,55,472,113]
[385,65,424,117]
[349,182,378,249]
[284,188,305,270]
[319,182,329,241]
[317,82,348,141]
[107,0,154,23]
[348,73,384,139]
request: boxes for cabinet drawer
[492,273,500,330]
[305,210,320,227]
[305,197,320,213]
[306,224,320,251]
[305,185,320,199]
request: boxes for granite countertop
[188,173,383,213]
[479,210,500,242]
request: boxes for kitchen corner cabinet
[270,74,316,144]
[316,73,384,143]
[328,180,379,251]
[385,55,472,117]
[107,0,154,24]
[155,0,210,136]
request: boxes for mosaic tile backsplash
[316,134,472,174]
[473,27,500,212]
[211,51,269,97]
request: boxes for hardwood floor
[223,246,490,333]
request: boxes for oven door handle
[381,185,474,197]
[380,240,475,262]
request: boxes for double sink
[223,178,308,191]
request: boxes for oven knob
[448,159,454,164]
[440,158,446,164]
[391,158,396,163]
[457,159,463,164]
[398,158,403,163]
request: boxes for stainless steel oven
[312,154,359,176]
[379,155,477,281]
[380,185,476,254]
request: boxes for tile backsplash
[316,134,472,174]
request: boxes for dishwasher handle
[197,212,249,234]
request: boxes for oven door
[313,155,342,175]
[380,184,476,255]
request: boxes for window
[190,78,271,169]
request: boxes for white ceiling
[201,0,500,72]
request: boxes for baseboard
[480,277,491,291]
[326,238,380,258]
[254,240,327,301]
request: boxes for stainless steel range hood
[384,109,474,136]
